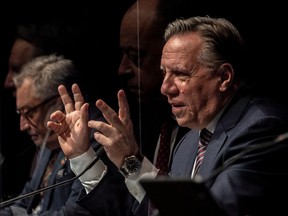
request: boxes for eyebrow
[17,95,58,112]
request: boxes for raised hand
[88,89,139,169]
[47,83,90,159]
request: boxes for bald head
[118,0,167,104]
[121,1,158,41]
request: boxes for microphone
[0,146,105,208]
[199,132,288,184]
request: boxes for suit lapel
[170,130,199,178]
[41,150,65,210]
[27,147,52,212]
[198,91,252,180]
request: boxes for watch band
[119,152,143,178]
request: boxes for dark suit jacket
[170,89,288,216]
[76,89,288,216]
[0,147,92,216]
[0,106,104,216]
[75,126,190,216]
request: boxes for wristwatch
[119,153,143,178]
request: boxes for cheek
[182,83,205,109]
[177,81,189,94]
[179,79,199,96]
[35,123,47,136]
[32,114,48,132]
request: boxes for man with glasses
[1,23,81,200]
[0,54,94,215]
[16,95,59,130]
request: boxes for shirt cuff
[125,157,158,203]
[70,147,107,193]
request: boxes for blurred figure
[0,54,93,215]
[118,0,189,171]
[1,23,81,201]
[4,23,79,95]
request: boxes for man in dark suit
[0,54,95,215]
[47,12,288,216]
[1,23,82,200]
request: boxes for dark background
[0,0,134,201]
[0,0,287,201]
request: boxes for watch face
[125,155,141,174]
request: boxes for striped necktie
[194,128,213,176]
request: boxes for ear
[218,63,234,92]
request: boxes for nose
[118,54,133,76]
[161,73,172,96]
[4,71,15,89]
[19,115,31,132]
[160,73,178,96]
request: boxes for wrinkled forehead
[16,79,36,108]
[163,34,202,59]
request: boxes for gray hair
[164,16,246,78]
[13,54,78,100]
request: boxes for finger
[47,110,69,136]
[118,89,130,122]
[80,102,89,127]
[58,84,74,113]
[92,131,112,147]
[95,99,122,127]
[88,120,112,138]
[72,83,85,111]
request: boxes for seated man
[2,23,81,199]
[0,54,96,215]
[47,16,288,216]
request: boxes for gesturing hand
[47,83,90,159]
[88,89,139,169]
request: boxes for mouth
[125,84,143,95]
[171,105,182,112]
[129,87,141,93]
[29,134,38,140]
[169,100,184,107]
[169,101,185,114]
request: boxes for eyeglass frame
[16,95,59,127]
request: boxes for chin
[174,116,189,128]
[34,141,43,148]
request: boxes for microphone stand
[0,147,104,208]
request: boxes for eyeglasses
[16,95,59,126]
